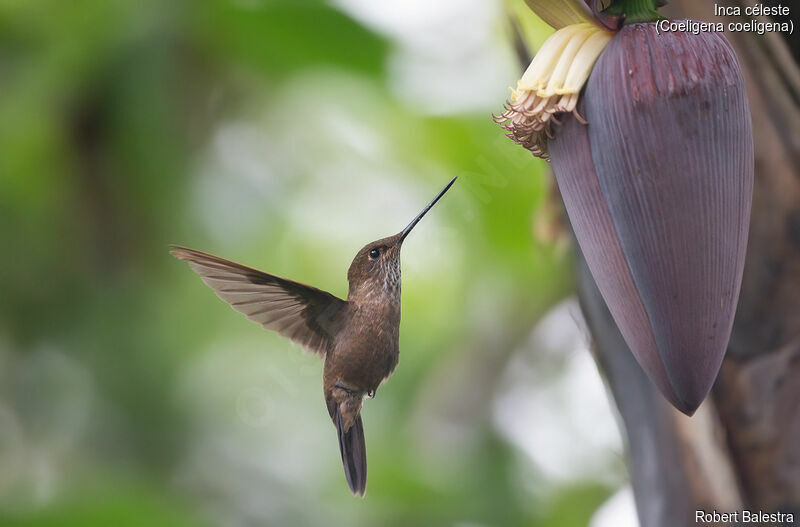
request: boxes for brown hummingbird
[170,177,456,497]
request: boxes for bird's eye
[369,248,380,259]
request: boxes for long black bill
[399,177,457,242]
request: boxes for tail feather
[334,410,367,497]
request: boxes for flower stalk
[603,0,664,24]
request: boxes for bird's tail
[333,408,367,497]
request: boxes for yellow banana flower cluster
[495,3,614,159]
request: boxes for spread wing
[170,246,346,357]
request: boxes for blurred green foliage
[0,1,622,526]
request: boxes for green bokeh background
[0,1,627,525]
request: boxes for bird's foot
[335,380,358,395]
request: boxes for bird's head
[346,177,456,302]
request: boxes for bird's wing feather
[170,246,346,357]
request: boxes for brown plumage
[170,177,456,497]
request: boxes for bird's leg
[336,380,375,399]
[334,380,358,395]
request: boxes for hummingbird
[170,177,456,497]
